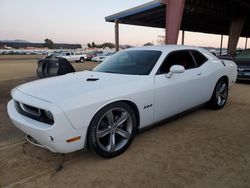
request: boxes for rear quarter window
[191,50,208,67]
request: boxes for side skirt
[137,103,207,134]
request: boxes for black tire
[80,57,85,63]
[88,102,136,158]
[208,77,228,110]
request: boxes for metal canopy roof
[105,0,250,37]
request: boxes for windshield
[235,50,250,59]
[93,50,162,75]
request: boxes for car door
[154,50,206,122]
[70,52,76,61]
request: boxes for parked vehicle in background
[57,51,87,63]
[1,50,8,55]
[7,45,237,158]
[235,49,243,56]
[8,51,14,55]
[211,50,228,57]
[85,53,94,61]
[85,51,103,61]
[234,49,250,80]
[91,52,115,62]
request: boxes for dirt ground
[0,55,249,188]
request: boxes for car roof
[124,45,217,62]
[125,45,205,53]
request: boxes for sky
[0,0,249,48]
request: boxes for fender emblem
[144,104,153,109]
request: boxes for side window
[158,51,196,74]
[66,52,70,56]
[71,52,74,56]
[191,50,208,67]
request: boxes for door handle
[197,72,202,76]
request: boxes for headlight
[15,101,54,125]
[42,110,54,124]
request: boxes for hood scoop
[86,78,99,81]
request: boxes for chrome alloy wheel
[215,80,228,107]
[96,108,133,152]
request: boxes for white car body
[7,45,237,154]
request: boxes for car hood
[16,71,144,104]
[234,58,250,68]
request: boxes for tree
[101,42,115,49]
[87,43,92,48]
[143,42,153,46]
[91,42,96,48]
[87,42,115,49]
[44,38,54,49]
[157,35,165,45]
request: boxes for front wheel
[208,77,228,109]
[88,102,136,158]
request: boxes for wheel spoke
[220,83,226,92]
[116,128,130,139]
[97,128,111,139]
[115,112,129,127]
[217,96,221,105]
[106,110,114,125]
[108,133,116,152]
[220,93,227,99]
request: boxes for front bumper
[237,73,250,80]
[237,68,250,80]
[7,90,87,153]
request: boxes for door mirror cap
[166,65,185,78]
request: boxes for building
[106,0,250,55]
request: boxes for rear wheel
[88,102,136,158]
[208,77,228,109]
[80,57,85,63]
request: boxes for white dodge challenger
[7,45,237,158]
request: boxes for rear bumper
[7,92,87,153]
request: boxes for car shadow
[236,79,250,84]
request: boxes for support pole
[220,35,223,56]
[165,0,185,44]
[227,16,245,56]
[115,19,119,52]
[245,38,248,49]
[181,30,185,45]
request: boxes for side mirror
[166,65,185,78]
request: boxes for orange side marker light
[66,136,81,143]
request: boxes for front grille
[14,101,54,125]
[238,67,250,72]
